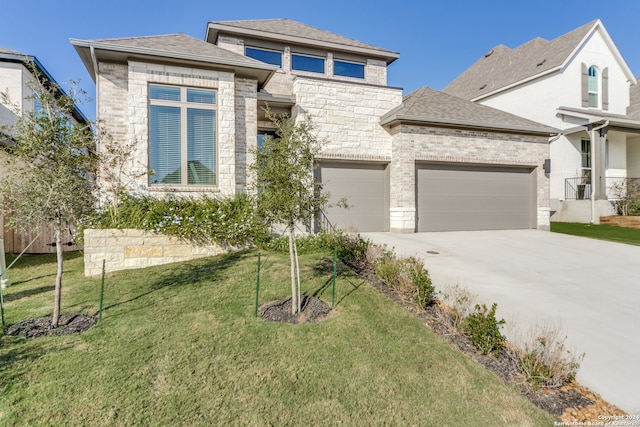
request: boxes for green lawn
[0,250,555,426]
[551,221,640,245]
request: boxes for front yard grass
[0,250,555,426]
[551,221,640,246]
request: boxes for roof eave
[71,38,277,86]
[381,114,558,136]
[206,22,400,64]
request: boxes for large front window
[149,85,217,186]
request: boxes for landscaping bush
[257,230,370,263]
[463,303,506,356]
[408,257,435,309]
[439,284,478,331]
[85,193,269,246]
[371,251,435,308]
[507,322,585,388]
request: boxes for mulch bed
[259,295,332,324]
[343,258,628,422]
[5,314,97,338]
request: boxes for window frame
[245,46,283,67]
[588,66,599,108]
[291,53,326,74]
[333,59,365,79]
[148,84,218,187]
[581,138,592,182]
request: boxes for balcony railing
[565,177,640,200]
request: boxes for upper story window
[334,60,365,79]
[148,84,217,186]
[246,47,282,67]
[588,66,599,108]
[291,53,325,74]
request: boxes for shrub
[85,193,269,247]
[439,284,478,331]
[406,257,435,309]
[374,252,402,288]
[507,322,585,388]
[257,230,370,262]
[463,303,506,356]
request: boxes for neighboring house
[72,18,554,233]
[0,47,88,253]
[444,20,640,223]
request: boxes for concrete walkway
[362,230,640,414]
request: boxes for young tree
[251,110,329,314]
[0,65,97,327]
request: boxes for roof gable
[444,20,635,101]
[206,18,399,64]
[381,87,556,135]
[71,33,276,85]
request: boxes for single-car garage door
[317,161,389,232]
[417,163,536,231]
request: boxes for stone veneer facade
[387,124,550,232]
[84,229,226,276]
[98,60,258,197]
[293,77,402,160]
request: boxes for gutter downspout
[90,46,99,125]
[589,120,609,224]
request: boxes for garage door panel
[319,162,388,232]
[417,164,535,232]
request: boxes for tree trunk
[288,225,297,315]
[293,231,301,313]
[52,225,63,327]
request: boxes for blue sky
[1,0,638,120]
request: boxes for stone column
[389,127,416,233]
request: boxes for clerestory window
[148,84,217,186]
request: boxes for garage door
[317,162,389,232]
[417,163,536,231]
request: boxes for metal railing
[316,210,335,233]
[565,176,640,200]
[565,177,591,200]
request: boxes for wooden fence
[1,215,81,254]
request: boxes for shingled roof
[71,33,276,85]
[443,20,598,101]
[381,87,557,135]
[206,18,399,64]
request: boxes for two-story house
[444,20,640,223]
[72,18,555,233]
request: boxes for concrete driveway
[362,230,640,414]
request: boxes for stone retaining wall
[599,216,640,229]
[84,229,226,277]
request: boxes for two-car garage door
[416,163,537,232]
[317,161,537,232]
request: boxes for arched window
[588,66,599,108]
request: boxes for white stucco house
[444,19,640,223]
[0,47,87,253]
[72,18,555,233]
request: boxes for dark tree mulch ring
[5,314,97,338]
[259,296,332,324]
